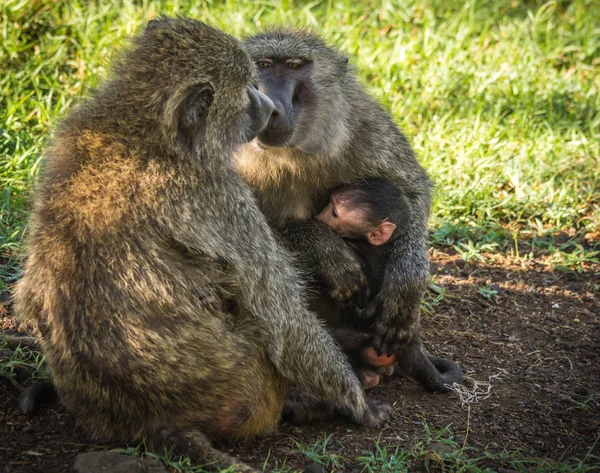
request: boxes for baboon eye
[256,59,273,69]
[286,59,303,69]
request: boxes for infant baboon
[316,178,462,392]
[14,18,389,471]
[316,177,410,296]
[315,178,407,388]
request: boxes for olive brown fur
[237,28,462,397]
[14,18,389,471]
[238,28,432,356]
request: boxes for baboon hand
[371,293,416,356]
[319,246,369,307]
[354,398,392,428]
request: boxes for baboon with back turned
[236,29,462,398]
[14,18,390,472]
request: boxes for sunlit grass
[1,0,599,284]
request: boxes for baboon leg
[149,429,257,472]
[429,356,463,389]
[282,388,334,426]
[394,333,463,393]
[19,380,58,415]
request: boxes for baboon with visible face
[236,29,462,398]
[14,18,389,472]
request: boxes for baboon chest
[256,180,333,225]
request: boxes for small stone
[574,318,580,323]
[302,461,325,473]
[279,447,300,456]
[16,433,37,446]
[74,452,168,473]
[574,387,589,396]
[558,394,573,402]
[292,426,302,435]
[471,341,481,347]
[429,442,453,454]
[552,303,560,309]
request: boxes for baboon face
[122,17,274,154]
[251,55,313,147]
[243,30,350,152]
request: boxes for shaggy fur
[14,18,389,471]
[238,29,432,355]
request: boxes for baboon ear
[181,84,214,126]
[145,19,162,33]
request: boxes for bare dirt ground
[1,248,599,473]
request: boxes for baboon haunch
[14,18,389,471]
[236,29,462,393]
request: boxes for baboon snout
[244,85,275,141]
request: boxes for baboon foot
[148,428,256,472]
[429,356,464,392]
[354,398,392,428]
[359,370,380,390]
[19,380,58,415]
[394,352,463,393]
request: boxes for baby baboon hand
[355,398,392,428]
[370,291,416,355]
[373,317,413,356]
[319,247,368,307]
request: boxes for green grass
[1,0,599,284]
[1,0,599,470]
[114,423,599,472]
[1,0,599,277]
[0,334,47,388]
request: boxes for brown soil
[1,248,599,473]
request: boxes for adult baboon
[14,18,389,472]
[236,29,462,393]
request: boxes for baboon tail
[19,380,58,415]
[429,356,464,391]
[148,429,257,472]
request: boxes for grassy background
[1,1,599,470]
[1,0,599,291]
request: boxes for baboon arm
[371,171,432,355]
[161,195,370,418]
[279,219,368,304]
